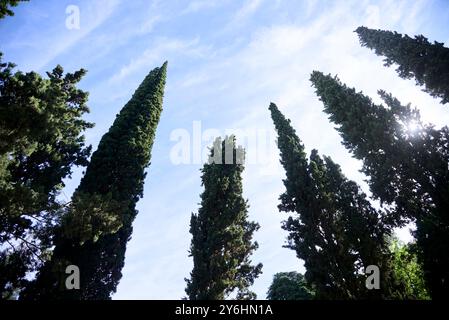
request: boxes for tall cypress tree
[185,136,262,300]
[355,26,449,104]
[269,102,398,299]
[310,71,449,299]
[21,62,168,300]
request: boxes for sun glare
[405,120,420,135]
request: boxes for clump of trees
[1,5,448,300]
[303,26,448,299]
[269,102,398,299]
[21,62,168,300]
[1,6,168,297]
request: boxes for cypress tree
[21,62,168,300]
[310,71,449,299]
[269,103,397,299]
[355,26,449,104]
[185,136,262,300]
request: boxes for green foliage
[310,71,449,299]
[389,239,430,300]
[0,52,93,298]
[20,62,168,300]
[0,250,30,299]
[0,0,27,19]
[267,272,314,300]
[185,136,262,300]
[269,103,397,299]
[356,26,449,104]
[61,192,126,245]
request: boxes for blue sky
[1,0,449,299]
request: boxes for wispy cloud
[108,37,211,84]
[180,0,226,15]
[233,0,263,23]
[34,0,121,70]
[136,15,162,35]
[222,0,264,32]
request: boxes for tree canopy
[356,26,449,104]
[267,272,314,300]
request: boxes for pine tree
[20,62,168,300]
[185,136,262,300]
[269,103,397,299]
[355,26,449,104]
[0,53,93,298]
[310,71,449,299]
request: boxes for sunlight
[405,120,420,135]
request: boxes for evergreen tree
[355,26,449,104]
[21,62,168,300]
[267,272,314,300]
[0,53,93,298]
[0,0,28,19]
[185,136,262,300]
[269,103,397,299]
[310,71,449,299]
